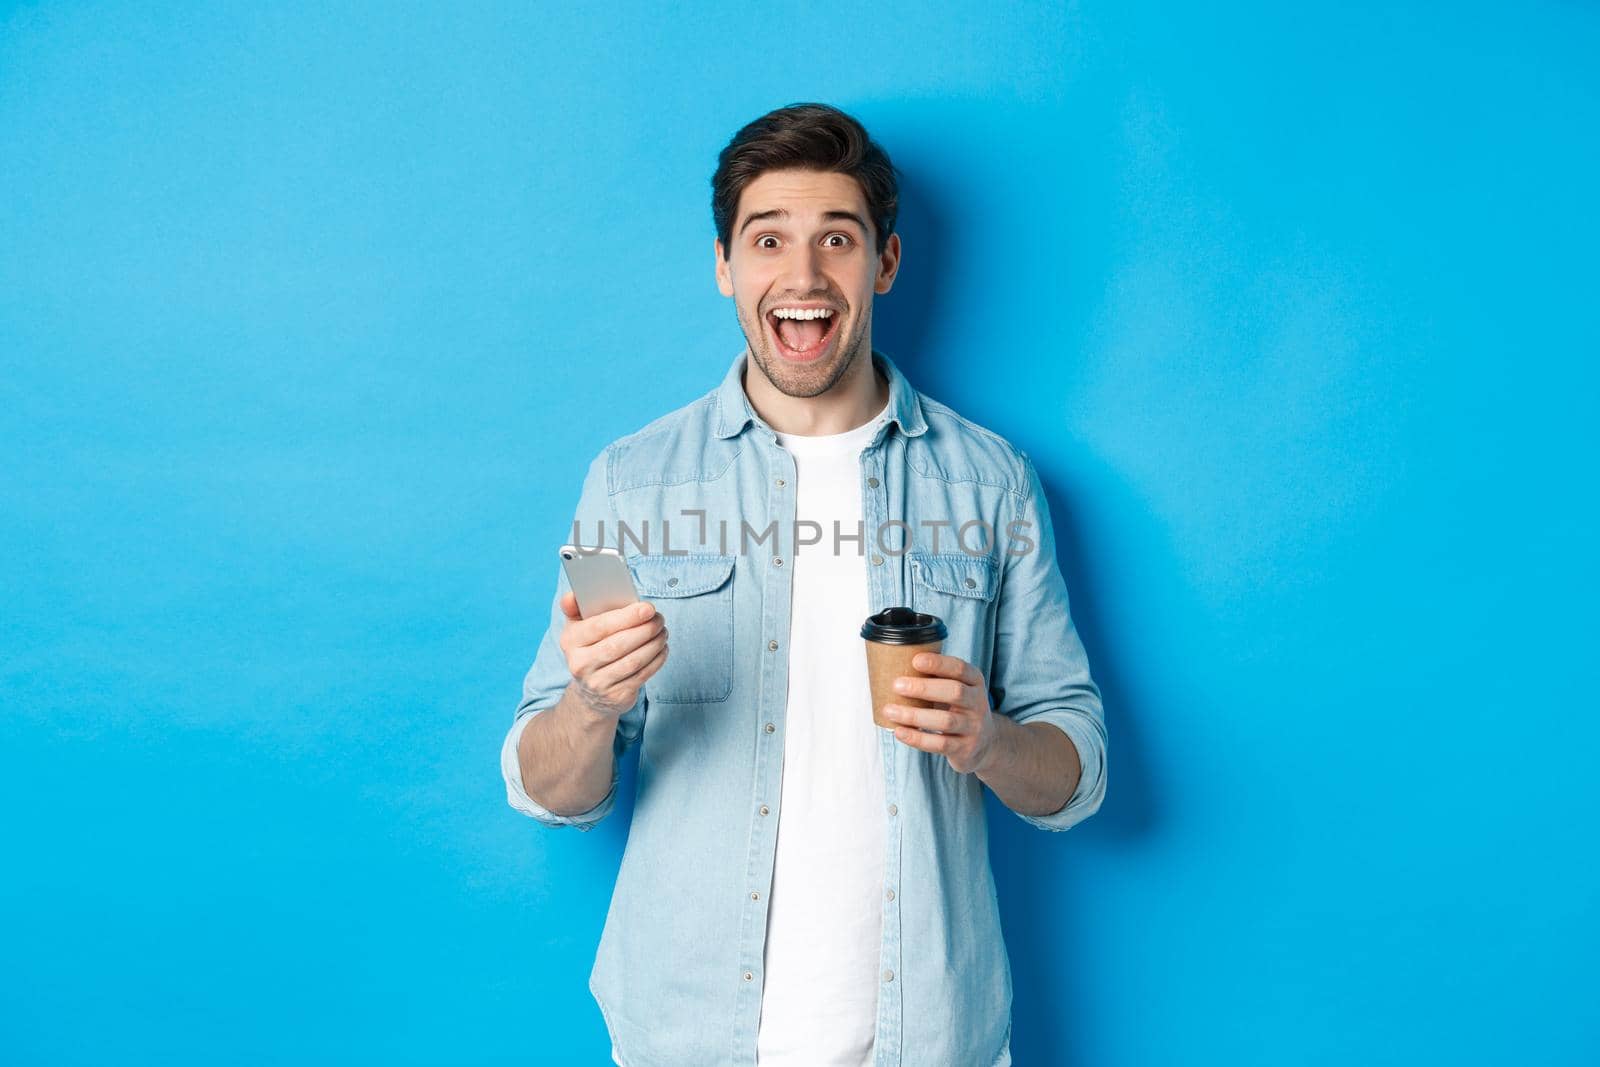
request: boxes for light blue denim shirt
[502,347,1107,1066]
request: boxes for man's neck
[744,350,891,437]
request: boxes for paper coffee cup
[861,607,949,730]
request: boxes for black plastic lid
[860,606,947,644]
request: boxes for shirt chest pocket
[627,553,737,704]
[907,552,999,671]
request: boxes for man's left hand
[882,652,1003,776]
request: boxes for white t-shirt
[757,398,892,1066]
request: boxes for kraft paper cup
[861,607,949,730]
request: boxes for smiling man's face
[715,168,901,399]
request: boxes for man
[500,102,1106,1067]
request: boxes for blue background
[3,2,1596,1064]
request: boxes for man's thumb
[559,591,582,620]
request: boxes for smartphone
[559,544,641,619]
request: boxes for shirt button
[667,577,679,587]
[764,723,776,734]
[885,889,895,902]
[883,969,895,982]
[773,556,783,568]
[775,478,785,487]
[870,554,884,566]
[964,577,976,588]
[759,805,770,816]
[744,971,754,982]
[868,476,880,488]
[888,803,898,816]
[768,639,779,651]
[751,891,761,901]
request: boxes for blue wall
[3,2,1595,1063]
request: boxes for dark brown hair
[711,102,901,257]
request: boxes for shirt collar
[711,345,929,441]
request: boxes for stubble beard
[741,299,872,400]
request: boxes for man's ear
[874,232,902,295]
[714,238,734,297]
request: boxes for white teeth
[771,307,836,320]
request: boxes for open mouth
[766,306,842,363]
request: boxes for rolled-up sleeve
[501,444,647,831]
[501,705,635,831]
[989,450,1107,832]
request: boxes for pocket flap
[909,552,998,601]
[627,553,737,598]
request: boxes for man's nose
[779,242,827,294]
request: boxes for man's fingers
[601,633,675,694]
[578,614,665,679]
[884,703,967,735]
[592,627,665,684]
[891,721,955,752]
[567,598,657,649]
[913,652,983,687]
[893,674,965,707]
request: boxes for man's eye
[753,234,851,249]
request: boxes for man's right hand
[558,594,668,720]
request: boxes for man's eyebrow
[737,208,869,238]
